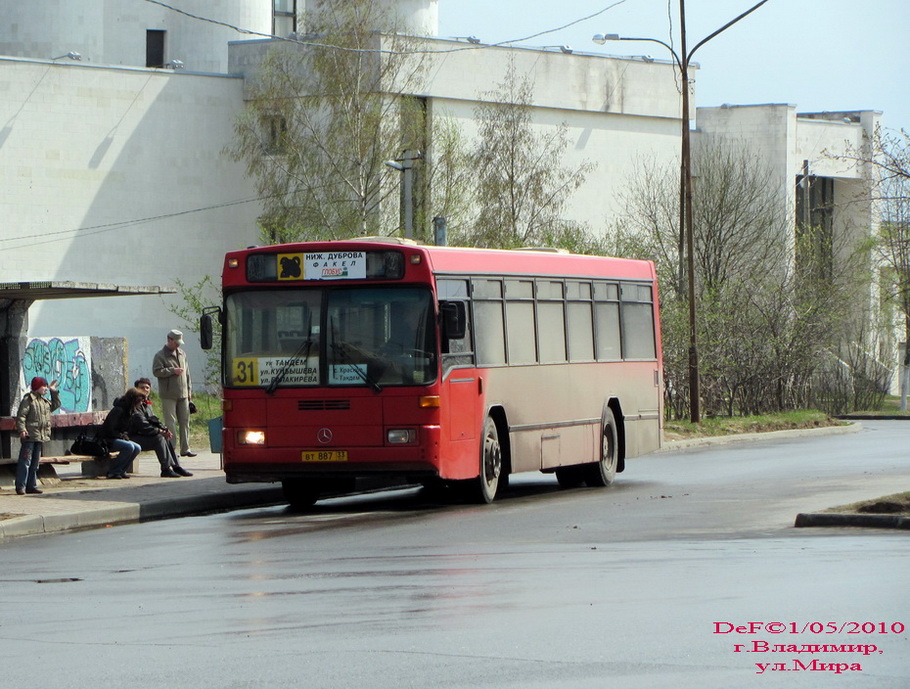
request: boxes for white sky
[437,0,910,132]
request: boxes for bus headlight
[238,430,266,445]
[387,429,417,444]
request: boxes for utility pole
[594,0,770,423]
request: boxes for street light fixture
[593,0,770,423]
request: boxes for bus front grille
[298,400,351,411]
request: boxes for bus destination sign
[232,356,319,387]
[276,251,367,281]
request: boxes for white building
[697,103,887,375]
[0,0,885,395]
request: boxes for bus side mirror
[200,314,213,350]
[440,301,466,340]
[200,307,221,350]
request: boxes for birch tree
[228,0,427,241]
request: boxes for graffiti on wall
[21,337,92,413]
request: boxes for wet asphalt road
[2,421,908,688]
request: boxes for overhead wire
[0,197,270,249]
[141,0,630,55]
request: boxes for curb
[0,485,285,540]
[836,414,910,420]
[657,422,910,531]
[136,486,285,522]
[795,512,910,530]
[656,420,861,452]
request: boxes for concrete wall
[0,0,272,73]
[0,57,262,384]
[696,103,891,388]
[0,0,440,72]
[1,34,684,389]
[6,335,127,416]
[1,335,127,458]
[430,96,680,229]
[229,36,685,233]
[695,103,879,259]
[416,41,684,231]
[420,40,685,121]
[0,6,886,392]
[306,0,439,36]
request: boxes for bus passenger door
[440,368,482,479]
[444,371,479,443]
[439,296,481,476]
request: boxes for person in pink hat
[14,377,61,495]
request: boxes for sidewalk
[0,450,283,540]
[0,421,902,541]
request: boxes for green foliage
[664,410,837,438]
[827,125,910,372]
[227,0,428,242]
[166,276,222,391]
[449,59,596,250]
[612,138,877,419]
[422,117,475,241]
[186,391,222,450]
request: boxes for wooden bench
[1,412,120,479]
[0,456,81,466]
[0,455,80,487]
[0,452,123,481]
[57,452,125,478]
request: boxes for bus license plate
[301,450,348,462]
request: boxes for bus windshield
[225,286,437,389]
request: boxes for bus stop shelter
[0,281,175,458]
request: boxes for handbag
[188,401,198,414]
[70,433,110,458]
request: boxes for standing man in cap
[152,329,196,458]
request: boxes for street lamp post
[594,0,769,423]
[384,149,422,240]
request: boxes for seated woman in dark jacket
[127,388,192,477]
[99,390,143,479]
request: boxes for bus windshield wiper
[266,317,314,395]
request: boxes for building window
[796,172,835,281]
[274,0,297,37]
[262,115,288,154]
[146,30,165,68]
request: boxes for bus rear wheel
[584,408,618,487]
[282,479,320,511]
[466,416,503,504]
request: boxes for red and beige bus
[201,238,663,508]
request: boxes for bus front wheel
[584,408,618,487]
[467,416,503,504]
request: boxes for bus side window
[537,279,566,363]
[437,279,471,355]
[594,282,621,361]
[566,281,594,362]
[620,283,657,360]
[440,301,467,343]
[440,301,474,376]
[472,278,505,365]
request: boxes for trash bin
[208,417,223,453]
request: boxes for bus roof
[228,240,657,283]
[420,244,656,282]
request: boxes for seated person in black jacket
[129,379,192,477]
